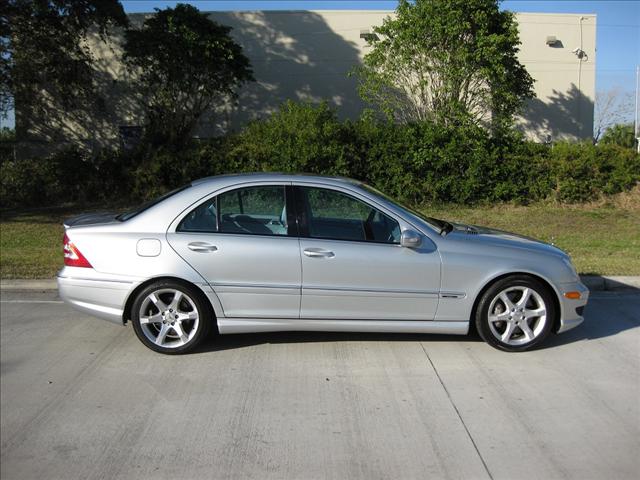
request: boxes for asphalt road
[1,290,639,480]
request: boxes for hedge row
[1,102,639,208]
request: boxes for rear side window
[178,198,217,232]
[177,185,291,237]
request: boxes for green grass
[1,198,639,278]
[1,208,72,279]
[421,201,640,276]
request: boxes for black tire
[475,275,556,352]
[131,280,212,355]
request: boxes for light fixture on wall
[546,36,560,46]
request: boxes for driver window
[218,186,288,236]
[301,187,400,244]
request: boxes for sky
[2,0,638,129]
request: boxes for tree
[1,0,128,118]
[123,4,254,149]
[353,0,534,129]
[593,88,634,142]
[599,123,635,149]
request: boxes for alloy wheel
[487,286,548,346]
[138,288,200,348]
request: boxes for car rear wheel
[131,281,211,354]
[475,275,555,352]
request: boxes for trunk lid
[63,212,120,228]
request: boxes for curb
[1,279,58,291]
[579,276,640,292]
[2,276,639,292]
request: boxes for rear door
[295,185,440,320]
[167,183,301,318]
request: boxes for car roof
[190,172,362,187]
[114,171,439,236]
[119,172,369,231]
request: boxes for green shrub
[130,137,235,200]
[0,147,130,208]
[225,101,356,176]
[3,102,639,208]
[485,137,550,203]
[600,124,636,149]
[350,120,552,205]
[1,157,56,208]
[0,128,16,163]
[0,148,94,208]
[550,142,640,202]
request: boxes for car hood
[447,222,568,258]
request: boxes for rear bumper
[57,269,133,325]
[556,280,590,334]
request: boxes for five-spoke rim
[487,286,547,346]
[138,289,199,348]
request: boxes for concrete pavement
[1,290,639,479]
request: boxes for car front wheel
[131,281,211,354]
[475,275,556,352]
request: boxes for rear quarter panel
[67,227,205,285]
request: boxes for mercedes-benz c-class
[58,173,588,354]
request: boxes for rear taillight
[63,233,92,268]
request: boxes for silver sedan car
[58,173,588,354]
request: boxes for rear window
[116,184,191,222]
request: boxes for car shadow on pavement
[540,295,640,349]
[190,297,639,354]
[192,330,484,354]
[541,303,639,349]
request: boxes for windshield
[359,184,448,232]
[116,184,191,222]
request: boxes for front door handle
[303,248,335,258]
[188,242,218,253]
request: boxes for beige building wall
[515,13,596,141]
[17,10,596,156]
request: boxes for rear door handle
[188,242,218,253]
[303,248,335,258]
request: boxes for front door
[295,186,440,320]
[167,184,301,318]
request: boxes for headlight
[562,257,579,279]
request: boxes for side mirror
[400,230,422,248]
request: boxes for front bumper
[556,280,590,334]
[57,268,134,325]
